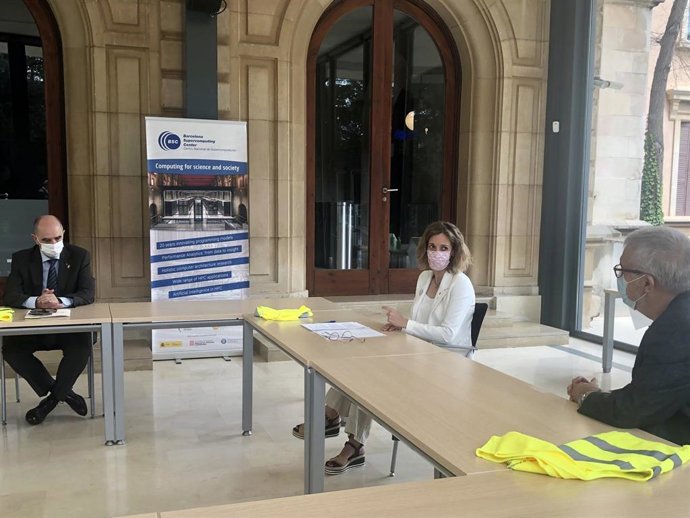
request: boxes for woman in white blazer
[293,221,475,475]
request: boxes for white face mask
[628,307,653,330]
[40,241,64,259]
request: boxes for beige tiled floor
[0,338,635,518]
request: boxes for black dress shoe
[64,391,88,416]
[26,395,59,425]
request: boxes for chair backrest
[470,302,489,347]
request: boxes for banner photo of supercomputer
[145,116,248,360]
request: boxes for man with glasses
[2,215,95,425]
[567,226,690,445]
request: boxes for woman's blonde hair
[416,221,472,273]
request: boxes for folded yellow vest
[476,430,690,481]
[255,305,313,321]
[0,307,14,322]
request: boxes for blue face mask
[616,274,646,310]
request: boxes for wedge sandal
[292,414,341,440]
[324,440,365,475]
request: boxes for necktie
[46,259,58,291]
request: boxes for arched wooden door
[0,0,66,299]
[306,0,461,296]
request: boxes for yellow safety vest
[255,305,313,321]
[0,307,14,322]
[476,430,690,481]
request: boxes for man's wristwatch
[577,389,600,407]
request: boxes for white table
[142,467,690,517]
[108,297,337,444]
[242,309,445,493]
[0,303,114,442]
[305,350,669,493]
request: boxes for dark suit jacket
[3,244,95,308]
[579,291,690,445]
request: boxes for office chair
[1,334,98,425]
[388,302,489,476]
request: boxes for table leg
[304,368,325,494]
[112,322,126,444]
[101,322,116,445]
[242,321,253,436]
[1,337,6,426]
[602,291,615,374]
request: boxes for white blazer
[404,270,475,348]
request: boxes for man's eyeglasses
[322,330,366,343]
[613,264,648,279]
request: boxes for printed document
[301,321,385,339]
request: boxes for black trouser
[2,333,91,401]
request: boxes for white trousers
[324,387,371,444]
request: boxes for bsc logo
[158,131,181,150]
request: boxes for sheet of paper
[24,309,72,319]
[301,321,385,339]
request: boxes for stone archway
[285,0,548,310]
[304,0,463,296]
[36,0,549,311]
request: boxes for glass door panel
[388,11,444,270]
[25,45,46,193]
[0,39,48,275]
[308,0,458,296]
[314,7,372,271]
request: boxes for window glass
[388,10,445,269]
[0,39,47,200]
[0,38,48,276]
[579,2,687,348]
[314,7,372,270]
[0,42,11,144]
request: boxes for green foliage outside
[640,131,664,226]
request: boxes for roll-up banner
[145,117,249,360]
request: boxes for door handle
[382,187,399,194]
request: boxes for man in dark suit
[3,215,95,425]
[568,226,690,445]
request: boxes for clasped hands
[567,375,599,403]
[382,305,408,331]
[37,288,64,309]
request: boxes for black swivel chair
[467,302,489,358]
[388,302,489,476]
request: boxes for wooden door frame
[306,0,460,296]
[386,0,461,293]
[0,1,67,302]
[22,0,68,227]
[307,0,373,296]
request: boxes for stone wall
[49,0,179,301]
[47,0,550,314]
